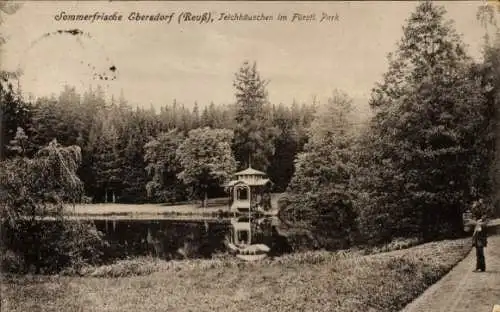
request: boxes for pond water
[2,215,293,266]
[93,218,292,261]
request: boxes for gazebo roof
[234,166,266,176]
[224,178,272,188]
[224,180,246,188]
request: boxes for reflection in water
[1,217,293,266]
[91,217,290,262]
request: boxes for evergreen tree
[0,83,32,159]
[6,127,29,157]
[232,61,277,170]
[356,1,488,243]
[200,105,210,127]
[192,102,200,129]
[120,125,149,203]
[91,116,122,203]
[77,87,107,201]
[268,104,299,192]
[475,3,500,217]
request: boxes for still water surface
[92,218,291,261]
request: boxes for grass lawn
[64,194,284,216]
[1,237,472,312]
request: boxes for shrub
[2,219,109,274]
[61,220,109,270]
[0,140,110,274]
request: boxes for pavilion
[224,166,273,213]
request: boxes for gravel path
[400,235,500,312]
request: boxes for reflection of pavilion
[224,166,273,213]
[223,166,273,261]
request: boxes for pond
[93,217,292,261]
[2,217,293,264]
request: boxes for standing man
[472,215,488,272]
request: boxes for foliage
[474,6,500,218]
[469,199,494,220]
[232,61,278,170]
[1,83,33,160]
[91,116,122,202]
[0,1,24,136]
[267,102,314,192]
[1,139,83,222]
[2,56,321,204]
[3,219,108,274]
[6,127,29,157]
[0,139,107,273]
[9,83,315,203]
[283,91,358,250]
[176,127,237,207]
[144,129,187,203]
[355,1,489,243]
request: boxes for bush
[61,220,110,269]
[1,249,24,273]
[2,219,109,274]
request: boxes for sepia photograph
[1,0,499,311]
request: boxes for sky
[0,1,488,111]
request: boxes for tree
[1,83,32,159]
[176,127,237,208]
[282,91,358,249]
[30,86,83,152]
[144,129,187,203]
[119,124,149,203]
[475,3,500,218]
[232,61,277,170]
[267,104,299,192]
[356,1,488,243]
[91,115,122,203]
[192,102,200,129]
[0,139,106,273]
[0,2,27,160]
[6,127,29,157]
[77,86,108,201]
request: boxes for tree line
[2,1,500,259]
[1,61,317,204]
[280,1,500,249]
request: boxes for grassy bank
[1,238,471,312]
[64,194,283,216]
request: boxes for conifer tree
[356,1,488,242]
[232,61,277,170]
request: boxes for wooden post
[248,185,251,245]
[204,191,208,210]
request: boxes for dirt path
[400,235,500,312]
